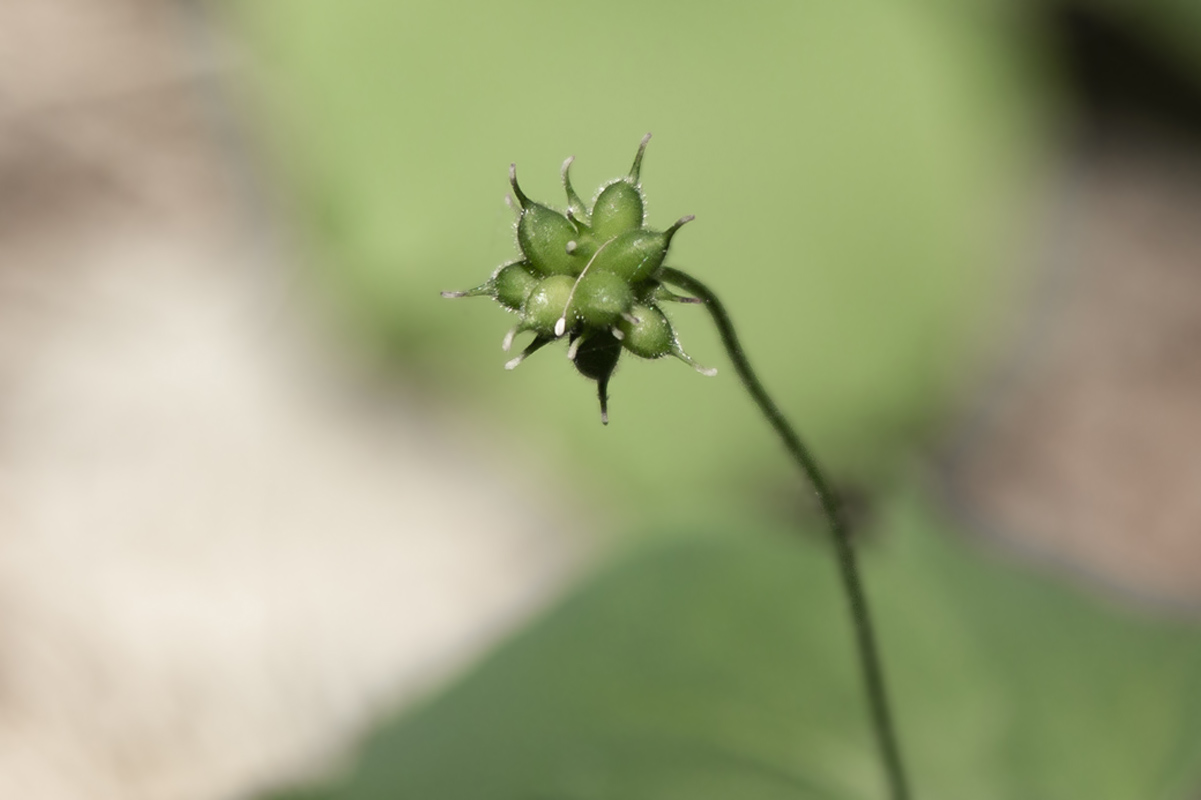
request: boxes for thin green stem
[660,267,912,800]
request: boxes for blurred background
[3,1,1201,798]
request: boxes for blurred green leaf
[262,494,1201,799]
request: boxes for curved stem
[660,267,912,800]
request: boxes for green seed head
[441,134,711,423]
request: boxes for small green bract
[443,134,714,424]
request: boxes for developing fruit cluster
[443,134,713,424]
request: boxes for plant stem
[660,267,912,800]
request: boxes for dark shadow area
[1051,1,1201,144]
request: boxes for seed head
[443,134,713,423]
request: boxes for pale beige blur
[0,3,581,798]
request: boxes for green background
[222,1,1201,797]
